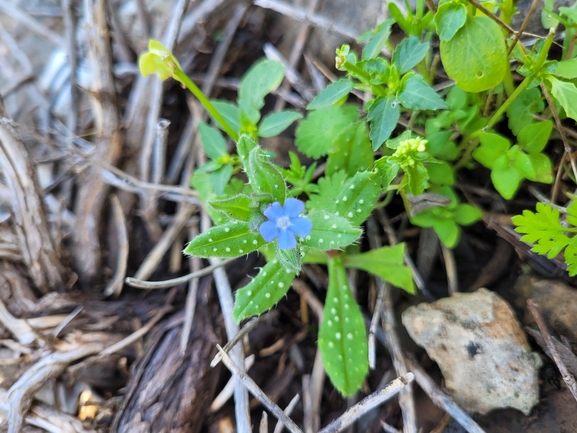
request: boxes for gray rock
[402,288,542,415]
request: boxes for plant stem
[174,69,239,142]
[340,60,388,97]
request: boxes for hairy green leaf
[246,147,287,202]
[300,211,362,251]
[209,194,254,222]
[326,122,374,177]
[184,221,265,258]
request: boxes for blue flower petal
[290,217,312,237]
[277,229,297,249]
[260,220,280,242]
[284,198,305,218]
[264,202,285,220]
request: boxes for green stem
[174,69,239,142]
[340,60,388,97]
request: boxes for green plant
[138,0,577,395]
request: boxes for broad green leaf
[210,100,241,133]
[453,204,483,225]
[239,59,285,111]
[440,16,507,92]
[209,164,233,196]
[232,259,295,321]
[361,19,394,60]
[526,153,553,183]
[344,244,414,293]
[560,6,577,23]
[433,219,461,248]
[435,2,467,42]
[506,88,544,135]
[258,111,302,138]
[209,194,254,222]
[318,255,368,396]
[375,158,400,189]
[237,134,258,163]
[246,147,287,202]
[491,165,522,199]
[392,37,430,74]
[406,163,429,195]
[542,0,558,28]
[300,211,362,251]
[427,160,455,185]
[398,75,448,110]
[548,76,577,122]
[326,122,373,177]
[184,221,265,257]
[307,79,354,110]
[367,96,400,151]
[199,122,228,159]
[553,59,577,79]
[295,105,360,158]
[333,171,381,226]
[473,132,511,168]
[518,121,552,153]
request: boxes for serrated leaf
[548,76,577,122]
[507,88,544,135]
[258,111,302,138]
[210,100,241,133]
[184,221,265,257]
[295,105,360,158]
[398,75,448,110]
[307,79,354,110]
[435,2,467,41]
[326,122,373,177]
[518,121,552,153]
[209,194,254,222]
[344,244,414,293]
[300,211,362,251]
[198,122,228,159]
[367,96,400,151]
[233,259,295,321]
[473,132,511,168]
[239,59,285,112]
[246,146,287,202]
[392,37,430,74]
[308,171,350,213]
[318,255,368,396]
[440,16,507,92]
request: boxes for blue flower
[259,198,312,250]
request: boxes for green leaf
[209,194,255,222]
[199,122,228,159]
[435,2,467,42]
[518,121,552,153]
[440,16,507,92]
[548,76,577,122]
[295,105,360,158]
[209,164,233,196]
[473,132,511,169]
[232,259,295,321]
[398,75,448,110]
[375,158,400,189]
[427,160,455,185]
[307,171,350,212]
[344,244,414,293]
[258,111,302,138]
[361,19,394,60]
[300,211,362,251]
[276,245,302,274]
[239,59,285,112]
[307,79,354,110]
[526,153,553,183]
[406,163,429,195]
[326,122,373,177]
[491,165,522,199]
[433,218,461,248]
[184,221,265,257]
[506,88,544,136]
[334,171,381,226]
[367,96,400,151]
[553,59,577,79]
[453,204,482,225]
[210,100,241,133]
[246,146,287,202]
[392,37,430,74]
[318,255,368,396]
[560,6,577,23]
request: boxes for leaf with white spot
[184,221,265,258]
[300,211,362,251]
[233,259,295,321]
[319,255,368,396]
[277,245,302,274]
[208,194,256,222]
[333,171,381,226]
[344,244,415,294]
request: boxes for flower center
[276,216,291,230]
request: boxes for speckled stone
[402,288,542,415]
